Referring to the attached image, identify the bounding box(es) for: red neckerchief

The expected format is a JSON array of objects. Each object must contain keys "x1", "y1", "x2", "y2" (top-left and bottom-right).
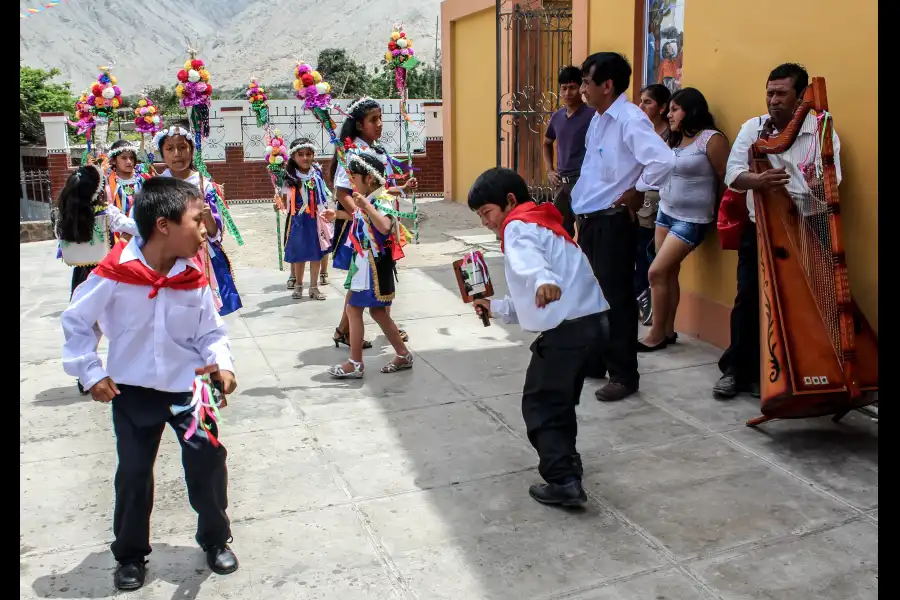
[
  {"x1": 500, "y1": 202, "x2": 576, "y2": 252},
  {"x1": 92, "y1": 241, "x2": 209, "y2": 299}
]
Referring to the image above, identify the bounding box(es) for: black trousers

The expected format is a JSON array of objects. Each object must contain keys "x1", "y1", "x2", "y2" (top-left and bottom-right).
[
  {"x1": 717, "y1": 223, "x2": 760, "y2": 385},
  {"x1": 70, "y1": 265, "x2": 96, "y2": 299},
  {"x1": 633, "y1": 224, "x2": 656, "y2": 297},
  {"x1": 111, "y1": 385, "x2": 231, "y2": 564},
  {"x1": 522, "y1": 313, "x2": 607, "y2": 483},
  {"x1": 577, "y1": 207, "x2": 639, "y2": 386},
  {"x1": 552, "y1": 179, "x2": 578, "y2": 238}
]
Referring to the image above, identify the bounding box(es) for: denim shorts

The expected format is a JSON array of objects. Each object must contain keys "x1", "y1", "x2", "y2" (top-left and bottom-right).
[{"x1": 655, "y1": 209, "x2": 710, "y2": 248}]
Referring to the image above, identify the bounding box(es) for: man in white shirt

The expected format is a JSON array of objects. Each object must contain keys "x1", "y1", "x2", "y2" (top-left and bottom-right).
[
  {"x1": 714, "y1": 63, "x2": 842, "y2": 399},
  {"x1": 61, "y1": 178, "x2": 239, "y2": 591},
  {"x1": 570, "y1": 52, "x2": 675, "y2": 402},
  {"x1": 468, "y1": 167, "x2": 610, "y2": 508}
]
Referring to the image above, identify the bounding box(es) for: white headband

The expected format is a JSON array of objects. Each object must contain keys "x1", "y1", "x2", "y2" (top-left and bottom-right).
[
  {"x1": 107, "y1": 143, "x2": 139, "y2": 160},
  {"x1": 346, "y1": 96, "x2": 378, "y2": 115},
  {"x1": 289, "y1": 141, "x2": 316, "y2": 155},
  {"x1": 152, "y1": 126, "x2": 194, "y2": 152},
  {"x1": 347, "y1": 152, "x2": 386, "y2": 185}
]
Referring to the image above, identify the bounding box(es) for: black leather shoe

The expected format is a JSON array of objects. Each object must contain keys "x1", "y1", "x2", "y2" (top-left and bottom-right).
[
  {"x1": 713, "y1": 373, "x2": 739, "y2": 399},
  {"x1": 595, "y1": 382, "x2": 638, "y2": 402},
  {"x1": 746, "y1": 381, "x2": 761, "y2": 398},
  {"x1": 529, "y1": 480, "x2": 587, "y2": 507},
  {"x1": 206, "y1": 544, "x2": 239, "y2": 575},
  {"x1": 637, "y1": 338, "x2": 668, "y2": 353},
  {"x1": 114, "y1": 561, "x2": 146, "y2": 591}
]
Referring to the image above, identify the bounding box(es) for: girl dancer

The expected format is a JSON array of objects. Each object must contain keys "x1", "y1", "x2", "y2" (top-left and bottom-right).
[
  {"x1": 155, "y1": 122, "x2": 243, "y2": 316},
  {"x1": 327, "y1": 151, "x2": 412, "y2": 379},
  {"x1": 281, "y1": 138, "x2": 335, "y2": 300},
  {"x1": 329, "y1": 97, "x2": 417, "y2": 348},
  {"x1": 56, "y1": 163, "x2": 138, "y2": 393},
  {"x1": 105, "y1": 139, "x2": 151, "y2": 219}
]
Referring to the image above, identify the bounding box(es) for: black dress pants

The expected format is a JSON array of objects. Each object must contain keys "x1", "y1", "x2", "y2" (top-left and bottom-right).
[
  {"x1": 577, "y1": 207, "x2": 639, "y2": 387},
  {"x1": 552, "y1": 179, "x2": 578, "y2": 239},
  {"x1": 110, "y1": 385, "x2": 231, "y2": 564},
  {"x1": 522, "y1": 313, "x2": 607, "y2": 483},
  {"x1": 717, "y1": 223, "x2": 760, "y2": 385}
]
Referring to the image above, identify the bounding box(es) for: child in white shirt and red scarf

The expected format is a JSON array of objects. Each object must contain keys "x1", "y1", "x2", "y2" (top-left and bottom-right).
[
  {"x1": 61, "y1": 177, "x2": 239, "y2": 591},
  {"x1": 468, "y1": 167, "x2": 610, "y2": 507}
]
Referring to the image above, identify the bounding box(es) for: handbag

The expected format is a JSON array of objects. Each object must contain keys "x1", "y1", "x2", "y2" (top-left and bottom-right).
[{"x1": 716, "y1": 188, "x2": 749, "y2": 250}]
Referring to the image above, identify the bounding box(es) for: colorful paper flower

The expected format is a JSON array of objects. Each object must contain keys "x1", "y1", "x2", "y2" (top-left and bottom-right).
[
  {"x1": 386, "y1": 26, "x2": 417, "y2": 70},
  {"x1": 293, "y1": 61, "x2": 332, "y2": 110},
  {"x1": 71, "y1": 91, "x2": 96, "y2": 135},
  {"x1": 90, "y1": 66, "x2": 124, "y2": 118},
  {"x1": 247, "y1": 78, "x2": 269, "y2": 128},
  {"x1": 176, "y1": 55, "x2": 212, "y2": 109},
  {"x1": 264, "y1": 128, "x2": 289, "y2": 172},
  {"x1": 133, "y1": 95, "x2": 163, "y2": 134}
]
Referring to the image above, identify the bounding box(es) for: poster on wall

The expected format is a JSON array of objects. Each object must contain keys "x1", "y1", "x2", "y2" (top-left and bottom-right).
[{"x1": 643, "y1": 0, "x2": 685, "y2": 93}]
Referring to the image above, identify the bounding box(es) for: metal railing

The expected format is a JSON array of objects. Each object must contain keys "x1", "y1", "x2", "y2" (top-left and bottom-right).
[{"x1": 20, "y1": 169, "x2": 52, "y2": 222}]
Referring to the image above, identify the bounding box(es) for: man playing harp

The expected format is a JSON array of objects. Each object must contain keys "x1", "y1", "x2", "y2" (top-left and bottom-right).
[{"x1": 713, "y1": 63, "x2": 842, "y2": 399}]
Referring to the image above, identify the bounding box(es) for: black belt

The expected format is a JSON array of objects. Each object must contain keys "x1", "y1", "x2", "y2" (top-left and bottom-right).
[
  {"x1": 575, "y1": 205, "x2": 629, "y2": 221},
  {"x1": 559, "y1": 174, "x2": 580, "y2": 184}
]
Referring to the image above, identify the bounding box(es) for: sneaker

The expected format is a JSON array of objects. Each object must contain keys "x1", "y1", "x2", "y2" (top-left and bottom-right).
[{"x1": 528, "y1": 480, "x2": 587, "y2": 507}]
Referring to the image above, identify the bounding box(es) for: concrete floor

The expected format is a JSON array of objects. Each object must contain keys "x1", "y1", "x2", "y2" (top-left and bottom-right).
[{"x1": 20, "y1": 227, "x2": 877, "y2": 599}]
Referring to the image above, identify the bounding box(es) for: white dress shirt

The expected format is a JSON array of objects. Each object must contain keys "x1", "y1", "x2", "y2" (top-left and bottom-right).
[
  {"x1": 105, "y1": 204, "x2": 139, "y2": 237},
  {"x1": 62, "y1": 238, "x2": 234, "y2": 393},
  {"x1": 570, "y1": 93, "x2": 675, "y2": 215},
  {"x1": 725, "y1": 113, "x2": 841, "y2": 222},
  {"x1": 490, "y1": 221, "x2": 609, "y2": 333}
]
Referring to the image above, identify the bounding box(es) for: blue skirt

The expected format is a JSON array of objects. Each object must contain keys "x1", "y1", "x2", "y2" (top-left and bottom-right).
[
  {"x1": 284, "y1": 210, "x2": 326, "y2": 263},
  {"x1": 210, "y1": 241, "x2": 242, "y2": 317},
  {"x1": 348, "y1": 287, "x2": 392, "y2": 308},
  {"x1": 331, "y1": 220, "x2": 353, "y2": 271}
]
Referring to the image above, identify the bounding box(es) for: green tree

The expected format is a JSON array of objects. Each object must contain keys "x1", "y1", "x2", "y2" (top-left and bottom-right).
[
  {"x1": 316, "y1": 48, "x2": 371, "y2": 99},
  {"x1": 20, "y1": 65, "x2": 76, "y2": 144}
]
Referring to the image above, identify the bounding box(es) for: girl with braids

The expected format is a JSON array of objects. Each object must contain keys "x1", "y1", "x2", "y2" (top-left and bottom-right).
[
  {"x1": 156, "y1": 121, "x2": 243, "y2": 316},
  {"x1": 329, "y1": 97, "x2": 417, "y2": 349},
  {"x1": 327, "y1": 150, "x2": 412, "y2": 379},
  {"x1": 280, "y1": 138, "x2": 336, "y2": 300},
  {"x1": 56, "y1": 163, "x2": 138, "y2": 394}
]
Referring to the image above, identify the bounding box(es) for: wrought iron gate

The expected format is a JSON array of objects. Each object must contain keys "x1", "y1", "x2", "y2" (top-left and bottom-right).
[{"x1": 497, "y1": 0, "x2": 573, "y2": 201}]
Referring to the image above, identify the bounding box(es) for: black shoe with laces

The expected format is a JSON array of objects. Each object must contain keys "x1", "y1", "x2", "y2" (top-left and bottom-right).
[
  {"x1": 206, "y1": 544, "x2": 239, "y2": 575},
  {"x1": 713, "y1": 373, "x2": 739, "y2": 399},
  {"x1": 114, "y1": 560, "x2": 147, "y2": 591},
  {"x1": 528, "y1": 480, "x2": 587, "y2": 507}
]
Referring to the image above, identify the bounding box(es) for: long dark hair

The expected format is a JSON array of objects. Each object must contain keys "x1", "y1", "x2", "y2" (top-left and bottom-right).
[
  {"x1": 330, "y1": 97, "x2": 385, "y2": 182},
  {"x1": 667, "y1": 87, "x2": 721, "y2": 148},
  {"x1": 640, "y1": 83, "x2": 671, "y2": 120},
  {"x1": 56, "y1": 165, "x2": 105, "y2": 243},
  {"x1": 284, "y1": 138, "x2": 315, "y2": 187}
]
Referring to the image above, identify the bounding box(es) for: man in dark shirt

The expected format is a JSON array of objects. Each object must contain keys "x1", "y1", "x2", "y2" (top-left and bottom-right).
[{"x1": 543, "y1": 66, "x2": 596, "y2": 238}]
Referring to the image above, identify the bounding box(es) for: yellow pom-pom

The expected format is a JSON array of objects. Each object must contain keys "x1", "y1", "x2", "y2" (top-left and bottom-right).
[
  {"x1": 407, "y1": 39, "x2": 413, "y2": 48},
  {"x1": 385, "y1": 51, "x2": 393, "y2": 62},
  {"x1": 311, "y1": 70, "x2": 322, "y2": 83},
  {"x1": 293, "y1": 79, "x2": 301, "y2": 90},
  {"x1": 145, "y1": 116, "x2": 153, "y2": 123},
  {"x1": 200, "y1": 69, "x2": 210, "y2": 82},
  {"x1": 391, "y1": 32, "x2": 401, "y2": 41},
  {"x1": 138, "y1": 99, "x2": 147, "y2": 107},
  {"x1": 148, "y1": 106, "x2": 156, "y2": 114},
  {"x1": 175, "y1": 84, "x2": 184, "y2": 97},
  {"x1": 110, "y1": 76, "x2": 118, "y2": 85},
  {"x1": 184, "y1": 60, "x2": 192, "y2": 70},
  {"x1": 111, "y1": 98, "x2": 120, "y2": 108}
]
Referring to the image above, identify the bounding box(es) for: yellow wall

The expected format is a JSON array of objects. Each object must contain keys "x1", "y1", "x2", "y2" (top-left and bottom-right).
[
  {"x1": 585, "y1": 0, "x2": 878, "y2": 331},
  {"x1": 451, "y1": 8, "x2": 497, "y2": 201}
]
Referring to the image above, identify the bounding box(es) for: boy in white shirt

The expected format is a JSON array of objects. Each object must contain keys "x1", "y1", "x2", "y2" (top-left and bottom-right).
[
  {"x1": 468, "y1": 167, "x2": 610, "y2": 507},
  {"x1": 61, "y1": 177, "x2": 239, "y2": 591}
]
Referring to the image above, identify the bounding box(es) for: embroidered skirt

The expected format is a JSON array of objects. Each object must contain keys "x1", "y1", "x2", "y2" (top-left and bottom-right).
[{"x1": 348, "y1": 251, "x2": 396, "y2": 308}]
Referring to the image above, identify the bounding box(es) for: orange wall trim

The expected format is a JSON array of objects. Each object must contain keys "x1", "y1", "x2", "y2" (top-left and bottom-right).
[
  {"x1": 572, "y1": 0, "x2": 589, "y2": 64},
  {"x1": 674, "y1": 291, "x2": 732, "y2": 350}
]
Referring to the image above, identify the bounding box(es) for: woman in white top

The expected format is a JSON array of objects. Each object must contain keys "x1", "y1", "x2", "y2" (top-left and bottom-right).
[{"x1": 638, "y1": 87, "x2": 729, "y2": 352}]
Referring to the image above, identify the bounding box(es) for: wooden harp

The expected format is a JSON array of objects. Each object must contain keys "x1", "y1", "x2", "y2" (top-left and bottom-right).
[
  {"x1": 452, "y1": 250, "x2": 494, "y2": 327},
  {"x1": 748, "y1": 77, "x2": 878, "y2": 427}
]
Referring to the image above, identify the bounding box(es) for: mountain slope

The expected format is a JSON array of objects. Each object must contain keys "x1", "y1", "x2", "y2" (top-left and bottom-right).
[{"x1": 20, "y1": 0, "x2": 440, "y2": 92}]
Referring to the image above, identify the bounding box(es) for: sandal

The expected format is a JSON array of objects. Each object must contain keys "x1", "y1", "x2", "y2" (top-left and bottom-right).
[
  {"x1": 319, "y1": 272, "x2": 328, "y2": 286},
  {"x1": 286, "y1": 276, "x2": 296, "y2": 290},
  {"x1": 381, "y1": 353, "x2": 414, "y2": 373},
  {"x1": 292, "y1": 285, "x2": 304, "y2": 300},
  {"x1": 328, "y1": 359, "x2": 364, "y2": 379},
  {"x1": 309, "y1": 287, "x2": 326, "y2": 301},
  {"x1": 333, "y1": 328, "x2": 373, "y2": 349},
  {"x1": 399, "y1": 329, "x2": 409, "y2": 342}
]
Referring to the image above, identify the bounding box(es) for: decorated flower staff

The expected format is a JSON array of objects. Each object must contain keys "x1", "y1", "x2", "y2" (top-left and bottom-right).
[
  {"x1": 266, "y1": 128, "x2": 289, "y2": 271},
  {"x1": 173, "y1": 47, "x2": 243, "y2": 249},
  {"x1": 70, "y1": 91, "x2": 96, "y2": 164},
  {"x1": 247, "y1": 78, "x2": 269, "y2": 128},
  {"x1": 86, "y1": 65, "x2": 123, "y2": 154},
  {"x1": 384, "y1": 23, "x2": 420, "y2": 243},
  {"x1": 133, "y1": 93, "x2": 163, "y2": 169}
]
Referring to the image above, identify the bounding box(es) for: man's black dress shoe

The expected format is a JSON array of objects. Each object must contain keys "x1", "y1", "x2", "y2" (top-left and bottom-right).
[
  {"x1": 114, "y1": 561, "x2": 147, "y2": 591},
  {"x1": 528, "y1": 480, "x2": 587, "y2": 507},
  {"x1": 206, "y1": 544, "x2": 239, "y2": 575}
]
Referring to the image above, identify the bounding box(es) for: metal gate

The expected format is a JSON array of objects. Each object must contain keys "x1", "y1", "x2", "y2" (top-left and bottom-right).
[
  {"x1": 20, "y1": 169, "x2": 52, "y2": 222},
  {"x1": 497, "y1": 0, "x2": 573, "y2": 201}
]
